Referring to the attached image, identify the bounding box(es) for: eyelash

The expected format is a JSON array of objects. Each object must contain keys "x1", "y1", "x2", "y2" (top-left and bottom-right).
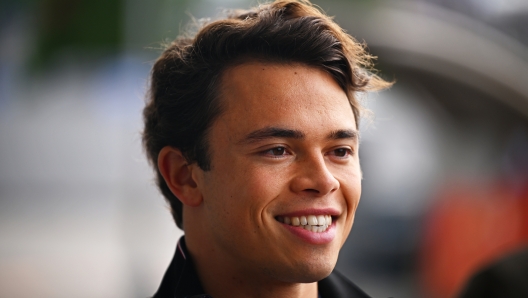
[
  {"x1": 328, "y1": 148, "x2": 354, "y2": 158},
  {"x1": 263, "y1": 146, "x2": 290, "y2": 158}
]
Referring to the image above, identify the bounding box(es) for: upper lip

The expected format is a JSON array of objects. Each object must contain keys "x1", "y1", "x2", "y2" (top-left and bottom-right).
[{"x1": 276, "y1": 208, "x2": 340, "y2": 218}]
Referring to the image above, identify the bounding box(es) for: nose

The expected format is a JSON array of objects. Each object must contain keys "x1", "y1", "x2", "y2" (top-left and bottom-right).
[{"x1": 290, "y1": 153, "x2": 340, "y2": 196}]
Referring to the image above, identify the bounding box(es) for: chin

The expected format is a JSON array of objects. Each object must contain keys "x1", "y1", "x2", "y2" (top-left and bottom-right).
[{"x1": 271, "y1": 256, "x2": 337, "y2": 284}]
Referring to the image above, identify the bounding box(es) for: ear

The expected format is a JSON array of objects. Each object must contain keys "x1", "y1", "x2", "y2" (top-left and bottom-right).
[{"x1": 158, "y1": 146, "x2": 203, "y2": 207}]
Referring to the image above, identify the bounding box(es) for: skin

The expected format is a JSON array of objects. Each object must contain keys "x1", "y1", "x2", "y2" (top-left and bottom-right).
[{"x1": 158, "y1": 62, "x2": 362, "y2": 298}]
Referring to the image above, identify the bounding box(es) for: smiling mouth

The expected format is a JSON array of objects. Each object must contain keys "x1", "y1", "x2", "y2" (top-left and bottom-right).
[{"x1": 276, "y1": 215, "x2": 333, "y2": 233}]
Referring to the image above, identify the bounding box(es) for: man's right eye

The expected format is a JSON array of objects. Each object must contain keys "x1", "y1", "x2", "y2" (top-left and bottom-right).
[{"x1": 263, "y1": 147, "x2": 287, "y2": 157}]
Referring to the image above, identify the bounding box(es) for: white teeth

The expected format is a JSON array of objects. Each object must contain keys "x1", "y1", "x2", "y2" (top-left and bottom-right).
[
  {"x1": 292, "y1": 217, "x2": 300, "y2": 226},
  {"x1": 308, "y1": 215, "x2": 317, "y2": 225},
  {"x1": 277, "y1": 214, "x2": 334, "y2": 233},
  {"x1": 317, "y1": 215, "x2": 325, "y2": 226},
  {"x1": 300, "y1": 216, "x2": 307, "y2": 226}
]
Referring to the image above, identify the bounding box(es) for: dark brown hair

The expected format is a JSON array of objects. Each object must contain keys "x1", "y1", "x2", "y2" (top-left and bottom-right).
[{"x1": 143, "y1": 0, "x2": 391, "y2": 229}]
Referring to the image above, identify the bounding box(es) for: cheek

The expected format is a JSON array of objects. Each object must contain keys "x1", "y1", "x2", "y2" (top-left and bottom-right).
[
  {"x1": 338, "y1": 169, "x2": 362, "y2": 228},
  {"x1": 346, "y1": 174, "x2": 362, "y2": 207},
  {"x1": 207, "y1": 163, "x2": 284, "y2": 221},
  {"x1": 238, "y1": 165, "x2": 286, "y2": 207},
  {"x1": 334, "y1": 163, "x2": 362, "y2": 199}
]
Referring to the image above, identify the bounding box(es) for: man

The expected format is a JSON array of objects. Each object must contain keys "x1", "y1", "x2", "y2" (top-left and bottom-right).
[{"x1": 143, "y1": 1, "x2": 391, "y2": 297}]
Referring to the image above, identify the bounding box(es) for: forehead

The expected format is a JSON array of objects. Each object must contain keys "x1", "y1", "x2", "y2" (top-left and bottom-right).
[{"x1": 216, "y1": 62, "x2": 355, "y2": 130}]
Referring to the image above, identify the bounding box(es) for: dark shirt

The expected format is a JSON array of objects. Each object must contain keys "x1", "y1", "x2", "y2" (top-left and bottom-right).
[
  {"x1": 153, "y1": 237, "x2": 371, "y2": 298},
  {"x1": 458, "y1": 247, "x2": 528, "y2": 298}
]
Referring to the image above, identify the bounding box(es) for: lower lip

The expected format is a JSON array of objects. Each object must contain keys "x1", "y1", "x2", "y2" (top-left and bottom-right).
[{"x1": 280, "y1": 221, "x2": 336, "y2": 244}]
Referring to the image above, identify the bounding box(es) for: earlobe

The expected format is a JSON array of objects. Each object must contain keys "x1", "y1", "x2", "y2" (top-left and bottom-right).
[{"x1": 157, "y1": 146, "x2": 203, "y2": 207}]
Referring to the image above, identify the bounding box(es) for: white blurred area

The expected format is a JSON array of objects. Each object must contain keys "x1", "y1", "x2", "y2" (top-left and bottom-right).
[
  {"x1": 359, "y1": 85, "x2": 446, "y2": 217},
  {"x1": 0, "y1": 4, "x2": 185, "y2": 295},
  {"x1": 1, "y1": 0, "x2": 528, "y2": 297},
  {"x1": 0, "y1": 58, "x2": 183, "y2": 297}
]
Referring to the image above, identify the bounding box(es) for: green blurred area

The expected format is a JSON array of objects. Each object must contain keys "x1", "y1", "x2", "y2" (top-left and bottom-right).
[
  {"x1": 23, "y1": 0, "x2": 194, "y2": 70},
  {"x1": 14, "y1": 0, "x2": 374, "y2": 71},
  {"x1": 31, "y1": 0, "x2": 123, "y2": 69}
]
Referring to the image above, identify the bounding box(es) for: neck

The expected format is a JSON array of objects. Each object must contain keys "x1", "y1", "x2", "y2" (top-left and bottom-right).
[{"x1": 185, "y1": 234, "x2": 318, "y2": 298}]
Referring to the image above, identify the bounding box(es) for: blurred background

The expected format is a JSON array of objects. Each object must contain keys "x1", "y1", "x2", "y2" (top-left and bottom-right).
[{"x1": 1, "y1": 0, "x2": 527, "y2": 297}]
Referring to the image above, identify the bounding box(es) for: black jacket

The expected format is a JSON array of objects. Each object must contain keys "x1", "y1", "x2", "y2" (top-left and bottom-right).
[
  {"x1": 153, "y1": 237, "x2": 371, "y2": 298},
  {"x1": 458, "y1": 247, "x2": 528, "y2": 298}
]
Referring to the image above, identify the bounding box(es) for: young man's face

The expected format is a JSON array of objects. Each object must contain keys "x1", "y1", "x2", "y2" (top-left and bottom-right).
[{"x1": 193, "y1": 62, "x2": 361, "y2": 283}]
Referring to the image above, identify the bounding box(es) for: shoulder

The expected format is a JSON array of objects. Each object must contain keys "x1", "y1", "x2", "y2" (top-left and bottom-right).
[
  {"x1": 318, "y1": 270, "x2": 371, "y2": 298},
  {"x1": 458, "y1": 247, "x2": 528, "y2": 298}
]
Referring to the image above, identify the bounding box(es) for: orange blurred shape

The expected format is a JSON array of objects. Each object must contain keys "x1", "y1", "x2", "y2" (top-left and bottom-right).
[{"x1": 419, "y1": 180, "x2": 528, "y2": 298}]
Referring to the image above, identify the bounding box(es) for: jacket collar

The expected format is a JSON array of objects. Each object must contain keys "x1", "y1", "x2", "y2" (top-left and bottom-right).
[
  {"x1": 153, "y1": 236, "x2": 370, "y2": 298},
  {"x1": 153, "y1": 237, "x2": 209, "y2": 298}
]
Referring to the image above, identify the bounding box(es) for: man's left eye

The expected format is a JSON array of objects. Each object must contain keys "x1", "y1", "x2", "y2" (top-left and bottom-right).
[{"x1": 331, "y1": 148, "x2": 352, "y2": 157}]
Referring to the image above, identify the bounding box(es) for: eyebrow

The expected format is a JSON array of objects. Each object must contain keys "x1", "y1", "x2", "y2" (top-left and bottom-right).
[
  {"x1": 329, "y1": 129, "x2": 359, "y2": 141},
  {"x1": 239, "y1": 127, "x2": 359, "y2": 144},
  {"x1": 240, "y1": 127, "x2": 305, "y2": 144}
]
